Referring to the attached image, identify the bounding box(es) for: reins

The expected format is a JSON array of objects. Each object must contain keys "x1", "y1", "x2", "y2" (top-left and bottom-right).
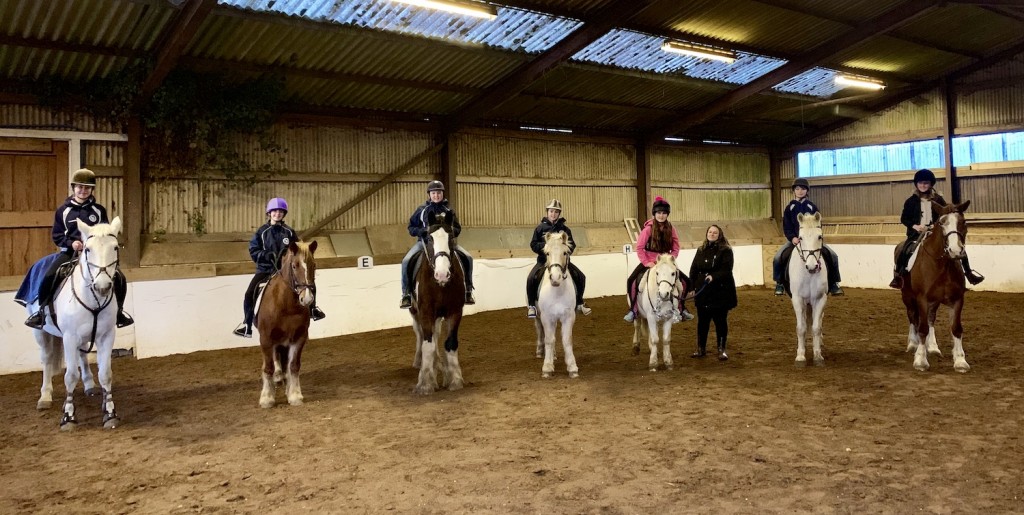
[{"x1": 69, "y1": 247, "x2": 117, "y2": 353}]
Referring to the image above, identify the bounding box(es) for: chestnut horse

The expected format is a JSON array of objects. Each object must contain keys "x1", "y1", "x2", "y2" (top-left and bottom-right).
[
  {"x1": 897, "y1": 201, "x2": 972, "y2": 373},
  {"x1": 409, "y1": 212, "x2": 466, "y2": 395},
  {"x1": 257, "y1": 240, "x2": 318, "y2": 407}
]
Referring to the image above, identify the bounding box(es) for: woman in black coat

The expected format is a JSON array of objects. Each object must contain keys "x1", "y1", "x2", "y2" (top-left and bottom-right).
[{"x1": 688, "y1": 225, "x2": 738, "y2": 361}]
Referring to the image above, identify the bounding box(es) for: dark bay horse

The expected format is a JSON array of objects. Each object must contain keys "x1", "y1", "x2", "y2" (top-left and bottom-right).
[
  {"x1": 897, "y1": 201, "x2": 972, "y2": 372},
  {"x1": 409, "y1": 212, "x2": 466, "y2": 395},
  {"x1": 257, "y1": 240, "x2": 318, "y2": 407}
]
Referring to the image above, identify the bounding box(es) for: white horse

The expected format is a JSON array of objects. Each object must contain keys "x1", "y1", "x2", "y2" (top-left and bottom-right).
[
  {"x1": 533, "y1": 231, "x2": 579, "y2": 378},
  {"x1": 28, "y1": 217, "x2": 123, "y2": 430},
  {"x1": 409, "y1": 215, "x2": 466, "y2": 395},
  {"x1": 631, "y1": 253, "x2": 680, "y2": 371},
  {"x1": 789, "y1": 212, "x2": 829, "y2": 366}
]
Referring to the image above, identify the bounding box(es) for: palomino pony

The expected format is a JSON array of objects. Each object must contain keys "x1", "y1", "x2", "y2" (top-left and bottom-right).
[
  {"x1": 788, "y1": 212, "x2": 829, "y2": 366},
  {"x1": 898, "y1": 201, "x2": 973, "y2": 373},
  {"x1": 631, "y1": 253, "x2": 682, "y2": 371},
  {"x1": 29, "y1": 217, "x2": 123, "y2": 430},
  {"x1": 257, "y1": 240, "x2": 318, "y2": 408},
  {"x1": 409, "y1": 212, "x2": 466, "y2": 395},
  {"x1": 533, "y1": 231, "x2": 579, "y2": 378}
]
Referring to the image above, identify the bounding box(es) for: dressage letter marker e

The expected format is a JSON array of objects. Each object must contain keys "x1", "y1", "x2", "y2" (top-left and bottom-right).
[
  {"x1": 622, "y1": 244, "x2": 633, "y2": 255},
  {"x1": 357, "y1": 256, "x2": 374, "y2": 269}
]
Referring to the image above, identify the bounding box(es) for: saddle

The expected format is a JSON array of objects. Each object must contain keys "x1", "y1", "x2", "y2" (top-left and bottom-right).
[
  {"x1": 778, "y1": 245, "x2": 797, "y2": 297},
  {"x1": 251, "y1": 275, "x2": 274, "y2": 324},
  {"x1": 896, "y1": 230, "x2": 929, "y2": 275}
]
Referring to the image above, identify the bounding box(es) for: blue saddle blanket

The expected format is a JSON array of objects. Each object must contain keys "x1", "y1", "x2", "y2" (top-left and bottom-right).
[{"x1": 14, "y1": 253, "x2": 63, "y2": 306}]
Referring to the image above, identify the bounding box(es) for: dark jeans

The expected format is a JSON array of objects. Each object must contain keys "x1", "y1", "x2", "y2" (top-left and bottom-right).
[
  {"x1": 696, "y1": 306, "x2": 729, "y2": 350},
  {"x1": 526, "y1": 261, "x2": 586, "y2": 307}
]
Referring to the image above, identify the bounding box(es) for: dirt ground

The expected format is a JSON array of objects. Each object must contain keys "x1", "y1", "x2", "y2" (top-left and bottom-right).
[{"x1": 1, "y1": 288, "x2": 1023, "y2": 514}]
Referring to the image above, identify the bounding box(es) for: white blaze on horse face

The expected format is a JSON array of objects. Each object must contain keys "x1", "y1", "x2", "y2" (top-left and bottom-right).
[
  {"x1": 654, "y1": 255, "x2": 676, "y2": 302},
  {"x1": 82, "y1": 225, "x2": 118, "y2": 296},
  {"x1": 941, "y1": 213, "x2": 966, "y2": 259},
  {"x1": 429, "y1": 225, "x2": 452, "y2": 285},
  {"x1": 298, "y1": 260, "x2": 314, "y2": 307},
  {"x1": 797, "y1": 213, "x2": 824, "y2": 273},
  {"x1": 544, "y1": 232, "x2": 569, "y2": 287}
]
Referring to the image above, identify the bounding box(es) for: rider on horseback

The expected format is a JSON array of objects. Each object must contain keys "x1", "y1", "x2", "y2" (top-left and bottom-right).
[
  {"x1": 623, "y1": 196, "x2": 692, "y2": 323},
  {"x1": 889, "y1": 169, "x2": 985, "y2": 288},
  {"x1": 525, "y1": 199, "x2": 591, "y2": 318},
  {"x1": 23, "y1": 169, "x2": 134, "y2": 329},
  {"x1": 399, "y1": 181, "x2": 475, "y2": 309},
  {"x1": 234, "y1": 198, "x2": 325, "y2": 338},
  {"x1": 772, "y1": 178, "x2": 844, "y2": 296}
]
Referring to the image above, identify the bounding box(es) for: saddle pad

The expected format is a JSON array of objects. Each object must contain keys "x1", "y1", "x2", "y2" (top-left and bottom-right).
[
  {"x1": 905, "y1": 229, "x2": 929, "y2": 273},
  {"x1": 252, "y1": 278, "x2": 272, "y2": 324}
]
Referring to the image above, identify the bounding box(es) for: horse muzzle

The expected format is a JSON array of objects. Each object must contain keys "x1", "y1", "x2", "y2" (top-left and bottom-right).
[{"x1": 434, "y1": 270, "x2": 451, "y2": 286}]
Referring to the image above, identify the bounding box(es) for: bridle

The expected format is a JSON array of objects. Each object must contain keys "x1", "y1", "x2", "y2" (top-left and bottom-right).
[
  {"x1": 424, "y1": 224, "x2": 454, "y2": 273},
  {"x1": 940, "y1": 215, "x2": 967, "y2": 258},
  {"x1": 283, "y1": 251, "x2": 315, "y2": 297},
  {"x1": 796, "y1": 236, "x2": 823, "y2": 273},
  {"x1": 545, "y1": 243, "x2": 570, "y2": 281},
  {"x1": 68, "y1": 239, "x2": 118, "y2": 353}
]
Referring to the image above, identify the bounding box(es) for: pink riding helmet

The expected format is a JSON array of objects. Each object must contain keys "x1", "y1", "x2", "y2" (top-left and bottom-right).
[{"x1": 266, "y1": 197, "x2": 288, "y2": 214}]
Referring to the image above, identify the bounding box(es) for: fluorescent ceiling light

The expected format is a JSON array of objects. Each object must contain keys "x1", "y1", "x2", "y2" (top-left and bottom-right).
[
  {"x1": 834, "y1": 74, "x2": 886, "y2": 90},
  {"x1": 520, "y1": 125, "x2": 573, "y2": 134},
  {"x1": 661, "y1": 40, "x2": 736, "y2": 63},
  {"x1": 391, "y1": 0, "x2": 497, "y2": 20}
]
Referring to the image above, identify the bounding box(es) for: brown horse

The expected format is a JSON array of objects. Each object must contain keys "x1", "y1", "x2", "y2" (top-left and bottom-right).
[
  {"x1": 257, "y1": 240, "x2": 318, "y2": 407},
  {"x1": 897, "y1": 200, "x2": 972, "y2": 372},
  {"x1": 409, "y1": 212, "x2": 466, "y2": 395}
]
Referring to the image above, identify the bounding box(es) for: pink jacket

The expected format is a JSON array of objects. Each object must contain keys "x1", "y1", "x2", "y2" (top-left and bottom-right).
[{"x1": 636, "y1": 219, "x2": 680, "y2": 266}]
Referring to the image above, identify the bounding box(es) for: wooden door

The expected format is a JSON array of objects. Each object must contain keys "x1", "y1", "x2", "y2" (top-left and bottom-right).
[{"x1": 0, "y1": 138, "x2": 68, "y2": 277}]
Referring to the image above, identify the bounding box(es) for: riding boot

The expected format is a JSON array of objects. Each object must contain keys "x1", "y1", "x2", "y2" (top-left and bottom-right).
[
  {"x1": 889, "y1": 270, "x2": 903, "y2": 289},
  {"x1": 113, "y1": 270, "x2": 134, "y2": 328},
  {"x1": 960, "y1": 256, "x2": 985, "y2": 285},
  {"x1": 691, "y1": 340, "x2": 706, "y2": 358},
  {"x1": 311, "y1": 305, "x2": 326, "y2": 321},
  {"x1": 717, "y1": 335, "x2": 728, "y2": 361},
  {"x1": 25, "y1": 310, "x2": 45, "y2": 329}
]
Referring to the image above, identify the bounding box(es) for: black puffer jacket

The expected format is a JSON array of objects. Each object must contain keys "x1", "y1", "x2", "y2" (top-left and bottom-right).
[
  {"x1": 688, "y1": 241, "x2": 738, "y2": 311},
  {"x1": 529, "y1": 217, "x2": 576, "y2": 265},
  {"x1": 52, "y1": 195, "x2": 109, "y2": 254},
  {"x1": 249, "y1": 222, "x2": 297, "y2": 273},
  {"x1": 408, "y1": 199, "x2": 462, "y2": 239}
]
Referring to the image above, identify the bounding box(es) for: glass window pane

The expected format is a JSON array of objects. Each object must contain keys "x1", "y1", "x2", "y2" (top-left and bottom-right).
[
  {"x1": 911, "y1": 140, "x2": 943, "y2": 169},
  {"x1": 1006, "y1": 132, "x2": 1024, "y2": 161},
  {"x1": 952, "y1": 138, "x2": 971, "y2": 167},
  {"x1": 835, "y1": 148, "x2": 860, "y2": 174},
  {"x1": 969, "y1": 133, "x2": 1005, "y2": 164},
  {"x1": 858, "y1": 145, "x2": 885, "y2": 173},
  {"x1": 885, "y1": 142, "x2": 912, "y2": 171}
]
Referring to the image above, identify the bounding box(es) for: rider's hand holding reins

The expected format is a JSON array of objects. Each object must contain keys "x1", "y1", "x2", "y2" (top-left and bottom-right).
[{"x1": 72, "y1": 240, "x2": 84, "y2": 252}]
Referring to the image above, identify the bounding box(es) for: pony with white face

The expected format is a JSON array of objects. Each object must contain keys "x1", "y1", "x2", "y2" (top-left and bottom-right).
[
  {"x1": 29, "y1": 217, "x2": 123, "y2": 430},
  {"x1": 789, "y1": 212, "x2": 829, "y2": 366},
  {"x1": 533, "y1": 231, "x2": 578, "y2": 378},
  {"x1": 631, "y1": 253, "x2": 680, "y2": 371}
]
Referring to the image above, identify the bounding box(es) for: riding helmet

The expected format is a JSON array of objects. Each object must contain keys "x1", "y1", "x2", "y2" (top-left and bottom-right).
[
  {"x1": 913, "y1": 168, "x2": 936, "y2": 185},
  {"x1": 70, "y1": 168, "x2": 96, "y2": 187},
  {"x1": 427, "y1": 180, "x2": 445, "y2": 193},
  {"x1": 652, "y1": 196, "x2": 670, "y2": 215},
  {"x1": 266, "y1": 197, "x2": 288, "y2": 214},
  {"x1": 791, "y1": 178, "x2": 810, "y2": 191},
  {"x1": 546, "y1": 199, "x2": 563, "y2": 212}
]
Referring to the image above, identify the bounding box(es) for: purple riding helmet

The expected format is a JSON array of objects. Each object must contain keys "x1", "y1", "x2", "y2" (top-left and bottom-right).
[{"x1": 266, "y1": 197, "x2": 288, "y2": 214}]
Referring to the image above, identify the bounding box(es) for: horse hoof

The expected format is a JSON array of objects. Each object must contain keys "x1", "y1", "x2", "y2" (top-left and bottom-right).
[
  {"x1": 631, "y1": 346, "x2": 640, "y2": 356},
  {"x1": 906, "y1": 343, "x2": 918, "y2": 353},
  {"x1": 928, "y1": 349, "x2": 943, "y2": 357},
  {"x1": 542, "y1": 372, "x2": 553, "y2": 379},
  {"x1": 288, "y1": 397, "x2": 304, "y2": 406},
  {"x1": 37, "y1": 400, "x2": 51, "y2": 410},
  {"x1": 568, "y1": 371, "x2": 579, "y2": 379},
  {"x1": 665, "y1": 364, "x2": 674, "y2": 371},
  {"x1": 59, "y1": 421, "x2": 77, "y2": 432},
  {"x1": 649, "y1": 367, "x2": 658, "y2": 372},
  {"x1": 85, "y1": 387, "x2": 102, "y2": 397},
  {"x1": 535, "y1": 352, "x2": 543, "y2": 359},
  {"x1": 794, "y1": 360, "x2": 806, "y2": 368},
  {"x1": 914, "y1": 364, "x2": 929, "y2": 372},
  {"x1": 414, "y1": 385, "x2": 435, "y2": 395},
  {"x1": 448, "y1": 380, "x2": 464, "y2": 391},
  {"x1": 259, "y1": 398, "x2": 275, "y2": 409},
  {"x1": 813, "y1": 359, "x2": 825, "y2": 367},
  {"x1": 955, "y1": 362, "x2": 971, "y2": 373},
  {"x1": 103, "y1": 417, "x2": 120, "y2": 429}
]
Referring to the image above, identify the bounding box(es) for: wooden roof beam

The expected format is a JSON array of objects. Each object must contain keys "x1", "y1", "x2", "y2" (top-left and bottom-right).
[
  {"x1": 0, "y1": 34, "x2": 137, "y2": 58},
  {"x1": 140, "y1": 0, "x2": 218, "y2": 99},
  {"x1": 645, "y1": 0, "x2": 941, "y2": 144},
  {"x1": 441, "y1": 0, "x2": 660, "y2": 133}
]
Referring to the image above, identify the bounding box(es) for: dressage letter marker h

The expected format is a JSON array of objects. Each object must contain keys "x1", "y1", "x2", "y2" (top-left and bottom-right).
[
  {"x1": 622, "y1": 244, "x2": 633, "y2": 255},
  {"x1": 357, "y1": 256, "x2": 374, "y2": 269}
]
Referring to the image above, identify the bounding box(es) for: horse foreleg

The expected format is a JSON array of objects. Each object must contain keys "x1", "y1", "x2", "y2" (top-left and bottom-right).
[
  {"x1": 541, "y1": 316, "x2": 557, "y2": 378},
  {"x1": 561, "y1": 315, "x2": 579, "y2": 378},
  {"x1": 79, "y1": 350, "x2": 100, "y2": 397},
  {"x1": 792, "y1": 297, "x2": 808, "y2": 365},
  {"x1": 926, "y1": 304, "x2": 941, "y2": 356},
  {"x1": 646, "y1": 317, "x2": 660, "y2": 371},
  {"x1": 96, "y1": 337, "x2": 118, "y2": 429},
  {"x1": 36, "y1": 332, "x2": 61, "y2": 410},
  {"x1": 913, "y1": 300, "x2": 931, "y2": 372},
  {"x1": 411, "y1": 314, "x2": 424, "y2": 369},
  {"x1": 904, "y1": 298, "x2": 920, "y2": 353},
  {"x1": 631, "y1": 319, "x2": 642, "y2": 356},
  {"x1": 660, "y1": 320, "x2": 673, "y2": 371},
  {"x1": 442, "y1": 316, "x2": 464, "y2": 391},
  {"x1": 414, "y1": 320, "x2": 438, "y2": 395},
  {"x1": 534, "y1": 317, "x2": 545, "y2": 359},
  {"x1": 286, "y1": 342, "x2": 305, "y2": 405},
  {"x1": 60, "y1": 340, "x2": 81, "y2": 430},
  {"x1": 811, "y1": 297, "x2": 826, "y2": 365},
  {"x1": 258, "y1": 343, "x2": 276, "y2": 408},
  {"x1": 950, "y1": 300, "x2": 970, "y2": 373}
]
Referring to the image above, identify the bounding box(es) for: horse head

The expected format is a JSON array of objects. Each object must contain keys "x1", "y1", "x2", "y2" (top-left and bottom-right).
[
  {"x1": 653, "y1": 253, "x2": 678, "y2": 303},
  {"x1": 423, "y1": 213, "x2": 455, "y2": 286},
  {"x1": 935, "y1": 200, "x2": 970, "y2": 259},
  {"x1": 78, "y1": 217, "x2": 122, "y2": 296},
  {"x1": 543, "y1": 231, "x2": 570, "y2": 286},
  {"x1": 796, "y1": 212, "x2": 824, "y2": 273},
  {"x1": 282, "y1": 240, "x2": 318, "y2": 307}
]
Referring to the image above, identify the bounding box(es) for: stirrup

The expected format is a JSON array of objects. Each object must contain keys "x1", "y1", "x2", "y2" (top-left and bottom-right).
[
  {"x1": 232, "y1": 323, "x2": 252, "y2": 338},
  {"x1": 527, "y1": 306, "x2": 537, "y2": 319},
  {"x1": 25, "y1": 311, "x2": 45, "y2": 329},
  {"x1": 966, "y1": 271, "x2": 985, "y2": 286},
  {"x1": 116, "y1": 312, "x2": 135, "y2": 328},
  {"x1": 828, "y1": 284, "x2": 845, "y2": 296},
  {"x1": 576, "y1": 304, "x2": 592, "y2": 316},
  {"x1": 623, "y1": 311, "x2": 635, "y2": 322},
  {"x1": 889, "y1": 276, "x2": 903, "y2": 289},
  {"x1": 311, "y1": 306, "x2": 326, "y2": 321},
  {"x1": 400, "y1": 295, "x2": 413, "y2": 309},
  {"x1": 464, "y1": 291, "x2": 476, "y2": 305}
]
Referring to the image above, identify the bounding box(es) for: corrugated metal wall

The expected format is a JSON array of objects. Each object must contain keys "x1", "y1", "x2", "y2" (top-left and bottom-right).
[
  {"x1": 809, "y1": 90, "x2": 943, "y2": 146},
  {"x1": 0, "y1": 104, "x2": 119, "y2": 133},
  {"x1": 962, "y1": 172, "x2": 1024, "y2": 213},
  {"x1": 957, "y1": 83, "x2": 1024, "y2": 130},
  {"x1": 651, "y1": 147, "x2": 771, "y2": 221},
  {"x1": 454, "y1": 133, "x2": 634, "y2": 181}
]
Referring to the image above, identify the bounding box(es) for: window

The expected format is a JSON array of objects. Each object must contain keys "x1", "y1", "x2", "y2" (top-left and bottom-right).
[{"x1": 797, "y1": 130, "x2": 1024, "y2": 177}]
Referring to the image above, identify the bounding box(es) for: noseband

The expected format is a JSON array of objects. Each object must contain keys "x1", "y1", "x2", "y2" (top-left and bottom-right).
[
  {"x1": 796, "y1": 237, "x2": 822, "y2": 273},
  {"x1": 285, "y1": 253, "x2": 315, "y2": 296}
]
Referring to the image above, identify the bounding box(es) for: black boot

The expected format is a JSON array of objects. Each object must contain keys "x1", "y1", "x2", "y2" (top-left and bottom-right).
[
  {"x1": 691, "y1": 337, "x2": 706, "y2": 358},
  {"x1": 311, "y1": 305, "x2": 326, "y2": 321},
  {"x1": 717, "y1": 336, "x2": 728, "y2": 361},
  {"x1": 400, "y1": 294, "x2": 413, "y2": 309},
  {"x1": 116, "y1": 311, "x2": 135, "y2": 328},
  {"x1": 25, "y1": 310, "x2": 45, "y2": 329},
  {"x1": 889, "y1": 271, "x2": 903, "y2": 289},
  {"x1": 465, "y1": 290, "x2": 476, "y2": 305},
  {"x1": 961, "y1": 256, "x2": 984, "y2": 285}
]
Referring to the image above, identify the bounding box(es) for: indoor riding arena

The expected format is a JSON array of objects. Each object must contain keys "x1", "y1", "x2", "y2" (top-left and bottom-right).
[{"x1": 1, "y1": 1, "x2": 1023, "y2": 513}]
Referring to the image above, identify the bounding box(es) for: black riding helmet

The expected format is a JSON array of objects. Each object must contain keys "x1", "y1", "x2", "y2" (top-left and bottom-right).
[
  {"x1": 913, "y1": 169, "x2": 936, "y2": 186},
  {"x1": 792, "y1": 178, "x2": 810, "y2": 191},
  {"x1": 427, "y1": 180, "x2": 445, "y2": 193}
]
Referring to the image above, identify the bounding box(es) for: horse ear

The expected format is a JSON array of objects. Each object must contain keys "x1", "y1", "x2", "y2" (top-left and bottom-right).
[
  {"x1": 308, "y1": 240, "x2": 318, "y2": 254},
  {"x1": 109, "y1": 216, "x2": 122, "y2": 236},
  {"x1": 288, "y1": 240, "x2": 299, "y2": 255},
  {"x1": 958, "y1": 200, "x2": 971, "y2": 213},
  {"x1": 560, "y1": 232, "x2": 567, "y2": 244},
  {"x1": 813, "y1": 212, "x2": 822, "y2": 222},
  {"x1": 79, "y1": 222, "x2": 92, "y2": 240}
]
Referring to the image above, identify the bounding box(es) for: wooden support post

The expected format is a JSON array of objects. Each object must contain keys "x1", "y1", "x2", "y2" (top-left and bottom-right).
[
  {"x1": 438, "y1": 134, "x2": 455, "y2": 210},
  {"x1": 301, "y1": 143, "x2": 444, "y2": 239},
  {"x1": 942, "y1": 78, "x2": 961, "y2": 203},
  {"x1": 635, "y1": 141, "x2": 652, "y2": 221},
  {"x1": 123, "y1": 118, "x2": 143, "y2": 268},
  {"x1": 770, "y1": 149, "x2": 784, "y2": 230}
]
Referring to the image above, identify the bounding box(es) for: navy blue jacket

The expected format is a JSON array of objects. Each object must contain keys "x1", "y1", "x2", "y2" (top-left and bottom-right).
[
  {"x1": 249, "y1": 222, "x2": 297, "y2": 273},
  {"x1": 782, "y1": 198, "x2": 819, "y2": 241},
  {"x1": 408, "y1": 199, "x2": 461, "y2": 240},
  {"x1": 52, "y1": 195, "x2": 108, "y2": 254},
  {"x1": 530, "y1": 217, "x2": 576, "y2": 265}
]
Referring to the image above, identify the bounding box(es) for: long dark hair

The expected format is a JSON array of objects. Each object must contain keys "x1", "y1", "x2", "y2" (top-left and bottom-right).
[
  {"x1": 649, "y1": 218, "x2": 674, "y2": 253},
  {"x1": 700, "y1": 224, "x2": 730, "y2": 250}
]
